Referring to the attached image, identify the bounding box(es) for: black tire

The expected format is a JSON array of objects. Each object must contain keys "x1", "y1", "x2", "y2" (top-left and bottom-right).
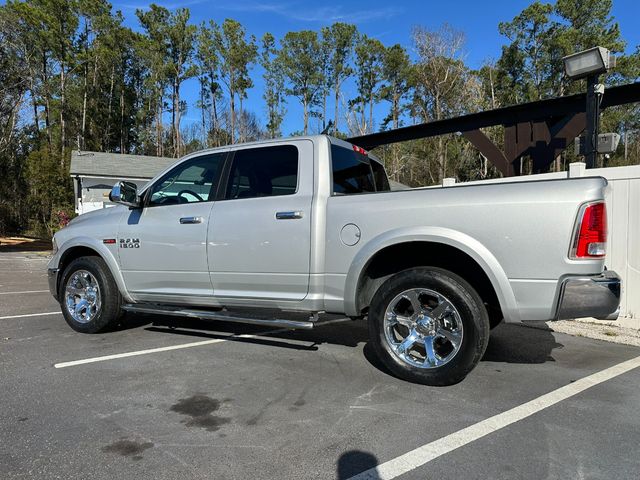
[
  {"x1": 58, "y1": 256, "x2": 123, "y2": 333},
  {"x1": 368, "y1": 267, "x2": 490, "y2": 386}
]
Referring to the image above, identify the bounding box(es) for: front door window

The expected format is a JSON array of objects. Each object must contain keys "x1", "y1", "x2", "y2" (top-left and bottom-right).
[{"x1": 148, "y1": 154, "x2": 224, "y2": 206}]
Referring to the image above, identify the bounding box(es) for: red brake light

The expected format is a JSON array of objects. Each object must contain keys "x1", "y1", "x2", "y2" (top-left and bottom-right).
[
  {"x1": 353, "y1": 144, "x2": 368, "y2": 156},
  {"x1": 572, "y1": 202, "x2": 607, "y2": 259}
]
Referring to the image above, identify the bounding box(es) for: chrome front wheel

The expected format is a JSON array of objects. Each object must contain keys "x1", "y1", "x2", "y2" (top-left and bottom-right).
[
  {"x1": 384, "y1": 288, "x2": 463, "y2": 369},
  {"x1": 64, "y1": 270, "x2": 102, "y2": 323},
  {"x1": 59, "y1": 256, "x2": 122, "y2": 333}
]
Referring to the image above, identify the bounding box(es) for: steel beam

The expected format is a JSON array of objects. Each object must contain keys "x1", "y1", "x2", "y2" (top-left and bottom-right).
[{"x1": 461, "y1": 130, "x2": 513, "y2": 177}]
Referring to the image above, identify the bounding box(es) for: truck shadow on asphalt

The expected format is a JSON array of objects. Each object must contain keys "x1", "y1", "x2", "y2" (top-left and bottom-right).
[
  {"x1": 140, "y1": 314, "x2": 369, "y2": 349},
  {"x1": 482, "y1": 323, "x2": 563, "y2": 364},
  {"x1": 122, "y1": 313, "x2": 563, "y2": 369}
]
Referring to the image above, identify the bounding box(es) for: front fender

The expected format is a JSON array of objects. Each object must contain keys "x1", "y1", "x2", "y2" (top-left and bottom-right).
[
  {"x1": 343, "y1": 226, "x2": 520, "y2": 322},
  {"x1": 52, "y1": 236, "x2": 133, "y2": 303}
]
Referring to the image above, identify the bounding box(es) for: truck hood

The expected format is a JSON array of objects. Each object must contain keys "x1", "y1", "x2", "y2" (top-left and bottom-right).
[
  {"x1": 53, "y1": 205, "x2": 128, "y2": 253},
  {"x1": 57, "y1": 205, "x2": 127, "y2": 236},
  {"x1": 67, "y1": 205, "x2": 126, "y2": 228}
]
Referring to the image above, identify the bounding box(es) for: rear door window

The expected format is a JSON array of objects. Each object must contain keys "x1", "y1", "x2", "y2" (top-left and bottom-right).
[{"x1": 225, "y1": 145, "x2": 298, "y2": 200}]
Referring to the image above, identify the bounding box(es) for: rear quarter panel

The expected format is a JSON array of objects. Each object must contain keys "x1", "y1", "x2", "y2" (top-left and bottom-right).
[{"x1": 325, "y1": 176, "x2": 607, "y2": 322}]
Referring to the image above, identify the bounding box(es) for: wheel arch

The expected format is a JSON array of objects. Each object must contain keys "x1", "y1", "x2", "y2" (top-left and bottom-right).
[
  {"x1": 344, "y1": 227, "x2": 519, "y2": 323},
  {"x1": 56, "y1": 237, "x2": 132, "y2": 302}
]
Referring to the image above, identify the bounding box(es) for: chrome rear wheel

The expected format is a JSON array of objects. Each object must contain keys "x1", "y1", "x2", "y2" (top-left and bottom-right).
[
  {"x1": 369, "y1": 267, "x2": 490, "y2": 386},
  {"x1": 384, "y1": 288, "x2": 463, "y2": 369}
]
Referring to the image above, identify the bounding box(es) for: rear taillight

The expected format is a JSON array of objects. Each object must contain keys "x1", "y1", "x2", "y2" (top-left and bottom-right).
[{"x1": 571, "y1": 202, "x2": 607, "y2": 259}]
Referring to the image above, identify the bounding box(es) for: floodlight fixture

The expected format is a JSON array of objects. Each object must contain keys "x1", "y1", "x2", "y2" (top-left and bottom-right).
[
  {"x1": 563, "y1": 47, "x2": 618, "y2": 168},
  {"x1": 562, "y1": 47, "x2": 616, "y2": 80}
]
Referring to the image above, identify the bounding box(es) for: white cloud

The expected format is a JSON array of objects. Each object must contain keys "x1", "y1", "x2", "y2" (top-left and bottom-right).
[
  {"x1": 114, "y1": 0, "x2": 207, "y2": 12},
  {"x1": 215, "y1": 1, "x2": 403, "y2": 24}
]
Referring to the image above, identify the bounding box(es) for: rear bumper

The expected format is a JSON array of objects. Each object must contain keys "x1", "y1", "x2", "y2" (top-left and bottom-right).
[
  {"x1": 48, "y1": 267, "x2": 60, "y2": 301},
  {"x1": 556, "y1": 271, "x2": 621, "y2": 321}
]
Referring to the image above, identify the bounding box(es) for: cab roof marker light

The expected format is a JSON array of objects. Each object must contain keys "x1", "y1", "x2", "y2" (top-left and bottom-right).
[{"x1": 352, "y1": 145, "x2": 368, "y2": 156}]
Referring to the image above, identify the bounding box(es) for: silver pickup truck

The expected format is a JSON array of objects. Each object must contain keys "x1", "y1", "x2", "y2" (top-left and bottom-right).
[{"x1": 48, "y1": 135, "x2": 620, "y2": 385}]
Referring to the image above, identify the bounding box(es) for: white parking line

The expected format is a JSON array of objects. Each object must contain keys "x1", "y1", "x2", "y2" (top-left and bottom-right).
[
  {"x1": 0, "y1": 289, "x2": 49, "y2": 295},
  {"x1": 0, "y1": 311, "x2": 61, "y2": 320},
  {"x1": 54, "y1": 317, "x2": 352, "y2": 368},
  {"x1": 348, "y1": 354, "x2": 640, "y2": 480},
  {"x1": 55, "y1": 335, "x2": 247, "y2": 368}
]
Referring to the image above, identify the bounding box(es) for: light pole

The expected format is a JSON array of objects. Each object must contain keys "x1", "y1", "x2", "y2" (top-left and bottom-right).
[{"x1": 562, "y1": 47, "x2": 616, "y2": 168}]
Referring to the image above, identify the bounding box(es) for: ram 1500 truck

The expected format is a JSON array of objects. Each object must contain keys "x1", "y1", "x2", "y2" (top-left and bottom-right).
[{"x1": 47, "y1": 135, "x2": 621, "y2": 385}]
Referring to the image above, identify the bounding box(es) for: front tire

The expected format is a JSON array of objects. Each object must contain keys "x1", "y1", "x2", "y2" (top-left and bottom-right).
[
  {"x1": 59, "y1": 256, "x2": 123, "y2": 333},
  {"x1": 368, "y1": 267, "x2": 489, "y2": 386}
]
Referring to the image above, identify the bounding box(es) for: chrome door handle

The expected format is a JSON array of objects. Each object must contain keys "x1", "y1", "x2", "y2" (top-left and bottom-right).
[
  {"x1": 179, "y1": 216, "x2": 203, "y2": 224},
  {"x1": 276, "y1": 211, "x2": 304, "y2": 220}
]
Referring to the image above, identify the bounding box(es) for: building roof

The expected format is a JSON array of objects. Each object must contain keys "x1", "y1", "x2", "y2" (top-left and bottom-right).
[{"x1": 70, "y1": 151, "x2": 176, "y2": 179}]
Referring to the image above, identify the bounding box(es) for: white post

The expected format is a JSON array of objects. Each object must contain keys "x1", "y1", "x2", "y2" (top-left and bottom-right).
[
  {"x1": 443, "y1": 177, "x2": 456, "y2": 186},
  {"x1": 568, "y1": 162, "x2": 586, "y2": 178}
]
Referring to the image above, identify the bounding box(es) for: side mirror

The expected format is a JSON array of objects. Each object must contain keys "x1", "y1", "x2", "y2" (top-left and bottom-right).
[{"x1": 109, "y1": 181, "x2": 141, "y2": 208}]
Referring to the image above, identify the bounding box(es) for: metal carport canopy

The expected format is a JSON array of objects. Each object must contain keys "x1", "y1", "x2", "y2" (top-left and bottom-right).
[{"x1": 347, "y1": 82, "x2": 640, "y2": 150}]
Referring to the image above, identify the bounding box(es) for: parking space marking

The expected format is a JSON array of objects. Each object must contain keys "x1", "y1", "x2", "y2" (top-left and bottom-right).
[
  {"x1": 0, "y1": 289, "x2": 49, "y2": 295},
  {"x1": 55, "y1": 335, "x2": 248, "y2": 368},
  {"x1": 348, "y1": 354, "x2": 640, "y2": 480},
  {"x1": 54, "y1": 317, "x2": 352, "y2": 369},
  {"x1": 0, "y1": 311, "x2": 61, "y2": 320}
]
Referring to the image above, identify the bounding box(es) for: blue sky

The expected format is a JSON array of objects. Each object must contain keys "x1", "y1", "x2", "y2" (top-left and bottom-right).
[{"x1": 114, "y1": 0, "x2": 640, "y2": 136}]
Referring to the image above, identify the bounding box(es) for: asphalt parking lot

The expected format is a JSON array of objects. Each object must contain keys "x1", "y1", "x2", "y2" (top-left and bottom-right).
[{"x1": 1, "y1": 250, "x2": 639, "y2": 479}]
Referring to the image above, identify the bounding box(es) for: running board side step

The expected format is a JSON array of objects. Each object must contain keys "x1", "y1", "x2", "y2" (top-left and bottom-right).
[{"x1": 121, "y1": 304, "x2": 315, "y2": 329}]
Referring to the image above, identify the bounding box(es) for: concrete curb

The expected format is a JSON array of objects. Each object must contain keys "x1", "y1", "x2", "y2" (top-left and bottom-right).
[{"x1": 540, "y1": 318, "x2": 640, "y2": 347}]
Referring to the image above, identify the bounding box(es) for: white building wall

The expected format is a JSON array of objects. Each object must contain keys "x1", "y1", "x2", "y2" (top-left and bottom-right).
[
  {"x1": 77, "y1": 177, "x2": 148, "y2": 215},
  {"x1": 601, "y1": 166, "x2": 640, "y2": 326},
  {"x1": 444, "y1": 163, "x2": 640, "y2": 327}
]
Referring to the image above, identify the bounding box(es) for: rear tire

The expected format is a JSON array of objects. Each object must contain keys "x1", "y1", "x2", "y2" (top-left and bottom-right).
[
  {"x1": 59, "y1": 256, "x2": 123, "y2": 333},
  {"x1": 368, "y1": 267, "x2": 489, "y2": 386}
]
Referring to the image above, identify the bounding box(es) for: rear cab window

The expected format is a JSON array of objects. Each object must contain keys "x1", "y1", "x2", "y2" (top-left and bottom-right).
[
  {"x1": 371, "y1": 160, "x2": 390, "y2": 192},
  {"x1": 330, "y1": 143, "x2": 390, "y2": 195}
]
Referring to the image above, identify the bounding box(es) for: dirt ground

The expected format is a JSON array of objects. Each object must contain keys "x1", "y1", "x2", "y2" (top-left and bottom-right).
[{"x1": 0, "y1": 236, "x2": 52, "y2": 252}]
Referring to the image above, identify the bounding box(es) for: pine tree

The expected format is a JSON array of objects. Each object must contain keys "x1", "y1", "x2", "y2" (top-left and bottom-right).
[
  {"x1": 212, "y1": 19, "x2": 257, "y2": 143},
  {"x1": 260, "y1": 33, "x2": 286, "y2": 138},
  {"x1": 278, "y1": 30, "x2": 324, "y2": 135},
  {"x1": 323, "y1": 23, "x2": 357, "y2": 134}
]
